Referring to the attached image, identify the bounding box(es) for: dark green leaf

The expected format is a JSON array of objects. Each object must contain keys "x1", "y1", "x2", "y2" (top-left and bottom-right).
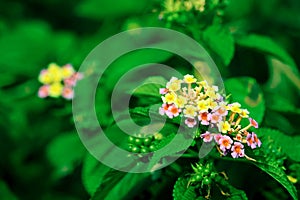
[
  {"x1": 225, "y1": 77, "x2": 265, "y2": 123},
  {"x1": 47, "y1": 133, "x2": 86, "y2": 178},
  {"x1": 252, "y1": 154, "x2": 298, "y2": 200},
  {"x1": 173, "y1": 177, "x2": 198, "y2": 200},
  {"x1": 256, "y1": 128, "x2": 300, "y2": 162},
  {"x1": 76, "y1": 0, "x2": 149, "y2": 19},
  {"x1": 235, "y1": 34, "x2": 297, "y2": 70},
  {"x1": 84, "y1": 154, "x2": 151, "y2": 200},
  {"x1": 264, "y1": 110, "x2": 295, "y2": 134},
  {"x1": 263, "y1": 91, "x2": 300, "y2": 114},
  {"x1": 214, "y1": 176, "x2": 248, "y2": 200},
  {"x1": 82, "y1": 154, "x2": 111, "y2": 195},
  {"x1": 0, "y1": 180, "x2": 17, "y2": 200},
  {"x1": 91, "y1": 172, "x2": 150, "y2": 200}
]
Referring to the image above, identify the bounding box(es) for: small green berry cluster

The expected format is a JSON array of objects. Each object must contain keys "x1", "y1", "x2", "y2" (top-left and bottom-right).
[
  {"x1": 128, "y1": 135, "x2": 156, "y2": 153},
  {"x1": 189, "y1": 162, "x2": 217, "y2": 186}
]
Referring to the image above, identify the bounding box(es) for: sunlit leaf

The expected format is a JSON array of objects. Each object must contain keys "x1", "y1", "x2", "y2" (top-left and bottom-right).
[{"x1": 202, "y1": 25, "x2": 235, "y2": 66}]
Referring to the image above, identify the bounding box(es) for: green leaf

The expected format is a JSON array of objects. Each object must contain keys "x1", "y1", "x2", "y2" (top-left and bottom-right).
[
  {"x1": 131, "y1": 76, "x2": 167, "y2": 98},
  {"x1": 83, "y1": 154, "x2": 151, "y2": 200},
  {"x1": 202, "y1": 25, "x2": 235, "y2": 66},
  {"x1": 235, "y1": 34, "x2": 297, "y2": 70},
  {"x1": 263, "y1": 90, "x2": 300, "y2": 114},
  {"x1": 46, "y1": 132, "x2": 86, "y2": 179},
  {"x1": 0, "y1": 22, "x2": 52, "y2": 76},
  {"x1": 256, "y1": 128, "x2": 300, "y2": 162},
  {"x1": 129, "y1": 106, "x2": 182, "y2": 125},
  {"x1": 173, "y1": 177, "x2": 198, "y2": 200},
  {"x1": 214, "y1": 175, "x2": 248, "y2": 200},
  {"x1": 235, "y1": 35, "x2": 300, "y2": 96},
  {"x1": 253, "y1": 160, "x2": 298, "y2": 200},
  {"x1": 264, "y1": 57, "x2": 300, "y2": 105},
  {"x1": 125, "y1": 106, "x2": 194, "y2": 171},
  {"x1": 148, "y1": 130, "x2": 194, "y2": 171},
  {"x1": 225, "y1": 77, "x2": 265, "y2": 124},
  {"x1": 82, "y1": 154, "x2": 112, "y2": 195},
  {"x1": 91, "y1": 172, "x2": 150, "y2": 200},
  {"x1": 0, "y1": 180, "x2": 18, "y2": 200},
  {"x1": 103, "y1": 49, "x2": 172, "y2": 91},
  {"x1": 76, "y1": 0, "x2": 149, "y2": 19},
  {"x1": 264, "y1": 110, "x2": 295, "y2": 134},
  {"x1": 4, "y1": 80, "x2": 39, "y2": 100},
  {"x1": 0, "y1": 73, "x2": 16, "y2": 88}
]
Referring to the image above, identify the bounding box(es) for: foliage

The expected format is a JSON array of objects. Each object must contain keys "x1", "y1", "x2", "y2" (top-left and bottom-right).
[{"x1": 1, "y1": 0, "x2": 300, "y2": 200}]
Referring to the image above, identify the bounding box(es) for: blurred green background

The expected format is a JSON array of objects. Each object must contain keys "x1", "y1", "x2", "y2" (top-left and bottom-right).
[{"x1": 0, "y1": 0, "x2": 300, "y2": 199}]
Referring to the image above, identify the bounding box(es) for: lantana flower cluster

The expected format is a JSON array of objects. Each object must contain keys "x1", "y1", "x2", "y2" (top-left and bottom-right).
[
  {"x1": 38, "y1": 63, "x2": 83, "y2": 100},
  {"x1": 159, "y1": 74, "x2": 262, "y2": 160}
]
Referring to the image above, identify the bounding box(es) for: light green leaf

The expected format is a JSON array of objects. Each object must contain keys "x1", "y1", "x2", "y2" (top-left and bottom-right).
[
  {"x1": 148, "y1": 130, "x2": 194, "y2": 172},
  {"x1": 131, "y1": 76, "x2": 167, "y2": 98},
  {"x1": 202, "y1": 25, "x2": 235, "y2": 66},
  {"x1": 225, "y1": 77, "x2": 265, "y2": 124}
]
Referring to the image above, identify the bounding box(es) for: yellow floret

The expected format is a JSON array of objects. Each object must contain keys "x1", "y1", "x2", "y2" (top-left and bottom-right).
[
  {"x1": 218, "y1": 121, "x2": 231, "y2": 133},
  {"x1": 175, "y1": 95, "x2": 187, "y2": 108},
  {"x1": 168, "y1": 81, "x2": 181, "y2": 91},
  {"x1": 197, "y1": 100, "x2": 208, "y2": 112},
  {"x1": 240, "y1": 109, "x2": 249, "y2": 118},
  {"x1": 48, "y1": 63, "x2": 63, "y2": 82},
  {"x1": 183, "y1": 105, "x2": 197, "y2": 117},
  {"x1": 198, "y1": 80, "x2": 208, "y2": 87},
  {"x1": 38, "y1": 70, "x2": 53, "y2": 84},
  {"x1": 163, "y1": 92, "x2": 177, "y2": 104},
  {"x1": 184, "y1": 74, "x2": 197, "y2": 84},
  {"x1": 206, "y1": 98, "x2": 218, "y2": 109},
  {"x1": 49, "y1": 82, "x2": 63, "y2": 98},
  {"x1": 167, "y1": 77, "x2": 182, "y2": 91},
  {"x1": 206, "y1": 88, "x2": 217, "y2": 99},
  {"x1": 61, "y1": 65, "x2": 75, "y2": 79},
  {"x1": 230, "y1": 102, "x2": 242, "y2": 113}
]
